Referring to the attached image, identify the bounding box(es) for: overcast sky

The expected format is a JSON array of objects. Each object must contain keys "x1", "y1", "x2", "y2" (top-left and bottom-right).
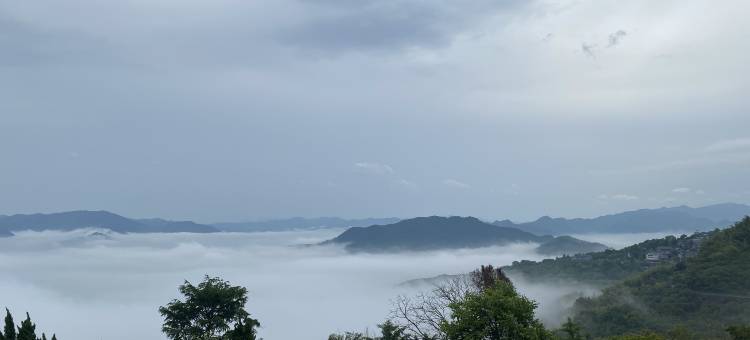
[{"x1": 1, "y1": 0, "x2": 749, "y2": 222}]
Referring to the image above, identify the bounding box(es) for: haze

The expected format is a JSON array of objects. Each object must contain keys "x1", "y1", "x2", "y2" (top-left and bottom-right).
[
  {"x1": 2, "y1": 0, "x2": 749, "y2": 222},
  {"x1": 0, "y1": 229, "x2": 670, "y2": 339}
]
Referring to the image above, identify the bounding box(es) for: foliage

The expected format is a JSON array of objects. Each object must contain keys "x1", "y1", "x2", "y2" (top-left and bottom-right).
[
  {"x1": 505, "y1": 231, "x2": 714, "y2": 287},
  {"x1": 558, "y1": 318, "x2": 585, "y2": 340},
  {"x1": 571, "y1": 217, "x2": 750, "y2": 339},
  {"x1": 159, "y1": 275, "x2": 260, "y2": 340},
  {"x1": 605, "y1": 332, "x2": 665, "y2": 340},
  {"x1": 440, "y1": 280, "x2": 552, "y2": 340},
  {"x1": 0, "y1": 309, "x2": 56, "y2": 340},
  {"x1": 16, "y1": 314, "x2": 36, "y2": 340},
  {"x1": 726, "y1": 325, "x2": 750, "y2": 340}
]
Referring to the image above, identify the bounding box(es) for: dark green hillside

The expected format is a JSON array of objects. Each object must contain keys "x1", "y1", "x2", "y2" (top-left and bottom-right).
[
  {"x1": 505, "y1": 231, "x2": 714, "y2": 286},
  {"x1": 571, "y1": 217, "x2": 750, "y2": 339}
]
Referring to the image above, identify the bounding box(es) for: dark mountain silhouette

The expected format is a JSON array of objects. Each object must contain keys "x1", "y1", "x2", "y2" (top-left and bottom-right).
[
  {"x1": 0, "y1": 211, "x2": 218, "y2": 234},
  {"x1": 213, "y1": 217, "x2": 400, "y2": 232},
  {"x1": 325, "y1": 216, "x2": 607, "y2": 255},
  {"x1": 492, "y1": 203, "x2": 750, "y2": 235}
]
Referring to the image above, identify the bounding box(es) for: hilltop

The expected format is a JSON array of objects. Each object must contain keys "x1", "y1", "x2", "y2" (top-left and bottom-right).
[{"x1": 325, "y1": 216, "x2": 608, "y2": 255}]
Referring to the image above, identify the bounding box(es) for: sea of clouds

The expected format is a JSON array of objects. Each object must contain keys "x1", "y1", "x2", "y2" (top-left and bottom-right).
[{"x1": 0, "y1": 229, "x2": 678, "y2": 339}]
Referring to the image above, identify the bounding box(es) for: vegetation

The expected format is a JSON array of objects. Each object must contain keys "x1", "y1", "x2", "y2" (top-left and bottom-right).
[
  {"x1": 505, "y1": 231, "x2": 714, "y2": 286},
  {"x1": 570, "y1": 217, "x2": 750, "y2": 339},
  {"x1": 159, "y1": 276, "x2": 260, "y2": 340},
  {"x1": 0, "y1": 308, "x2": 57, "y2": 340}
]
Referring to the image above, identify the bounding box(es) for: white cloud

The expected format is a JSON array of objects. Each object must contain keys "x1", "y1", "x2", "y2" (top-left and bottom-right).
[
  {"x1": 441, "y1": 179, "x2": 471, "y2": 189},
  {"x1": 672, "y1": 187, "x2": 691, "y2": 193},
  {"x1": 354, "y1": 162, "x2": 394, "y2": 176},
  {"x1": 599, "y1": 194, "x2": 639, "y2": 201}
]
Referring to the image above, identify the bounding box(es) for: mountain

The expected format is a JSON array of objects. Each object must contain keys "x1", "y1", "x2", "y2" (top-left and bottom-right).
[
  {"x1": 570, "y1": 217, "x2": 750, "y2": 338},
  {"x1": 325, "y1": 216, "x2": 607, "y2": 255},
  {"x1": 137, "y1": 218, "x2": 219, "y2": 233},
  {"x1": 535, "y1": 235, "x2": 609, "y2": 255},
  {"x1": 493, "y1": 203, "x2": 750, "y2": 235},
  {"x1": 0, "y1": 211, "x2": 218, "y2": 234},
  {"x1": 213, "y1": 217, "x2": 400, "y2": 232}
]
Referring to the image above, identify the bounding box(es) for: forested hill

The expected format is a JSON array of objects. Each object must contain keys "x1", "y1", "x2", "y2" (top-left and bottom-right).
[
  {"x1": 0, "y1": 211, "x2": 219, "y2": 234},
  {"x1": 493, "y1": 203, "x2": 750, "y2": 235},
  {"x1": 325, "y1": 216, "x2": 608, "y2": 255},
  {"x1": 505, "y1": 229, "x2": 715, "y2": 286},
  {"x1": 571, "y1": 216, "x2": 750, "y2": 338}
]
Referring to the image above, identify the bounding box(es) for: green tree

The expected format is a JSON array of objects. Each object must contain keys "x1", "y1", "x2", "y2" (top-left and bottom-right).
[
  {"x1": 327, "y1": 332, "x2": 373, "y2": 340},
  {"x1": 50, "y1": 335, "x2": 57, "y2": 340},
  {"x1": 606, "y1": 333, "x2": 665, "y2": 340},
  {"x1": 159, "y1": 275, "x2": 260, "y2": 340},
  {"x1": 441, "y1": 281, "x2": 552, "y2": 340},
  {"x1": 3, "y1": 309, "x2": 15, "y2": 340},
  {"x1": 727, "y1": 325, "x2": 750, "y2": 340},
  {"x1": 16, "y1": 313, "x2": 36, "y2": 340},
  {"x1": 378, "y1": 320, "x2": 410, "y2": 340},
  {"x1": 559, "y1": 318, "x2": 584, "y2": 340}
]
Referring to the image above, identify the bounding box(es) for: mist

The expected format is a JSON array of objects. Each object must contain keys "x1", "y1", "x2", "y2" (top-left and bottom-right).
[{"x1": 0, "y1": 229, "x2": 671, "y2": 339}]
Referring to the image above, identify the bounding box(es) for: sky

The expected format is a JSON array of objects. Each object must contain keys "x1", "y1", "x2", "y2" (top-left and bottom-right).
[
  {"x1": 1, "y1": 0, "x2": 749, "y2": 222},
  {"x1": 0, "y1": 228, "x2": 666, "y2": 339}
]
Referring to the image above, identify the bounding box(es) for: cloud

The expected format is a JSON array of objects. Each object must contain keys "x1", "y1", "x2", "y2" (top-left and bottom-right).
[
  {"x1": 354, "y1": 162, "x2": 395, "y2": 176},
  {"x1": 672, "y1": 187, "x2": 691, "y2": 193},
  {"x1": 441, "y1": 179, "x2": 471, "y2": 189},
  {"x1": 599, "y1": 194, "x2": 639, "y2": 201},
  {"x1": 277, "y1": 0, "x2": 525, "y2": 52},
  {"x1": 0, "y1": 229, "x2": 560, "y2": 340},
  {"x1": 607, "y1": 30, "x2": 627, "y2": 47},
  {"x1": 703, "y1": 138, "x2": 750, "y2": 153}
]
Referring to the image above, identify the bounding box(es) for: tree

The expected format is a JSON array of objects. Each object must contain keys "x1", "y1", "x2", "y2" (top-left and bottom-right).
[
  {"x1": 50, "y1": 335, "x2": 57, "y2": 340},
  {"x1": 16, "y1": 313, "x2": 36, "y2": 340},
  {"x1": 441, "y1": 280, "x2": 552, "y2": 340},
  {"x1": 378, "y1": 320, "x2": 411, "y2": 340},
  {"x1": 159, "y1": 275, "x2": 260, "y2": 340},
  {"x1": 727, "y1": 325, "x2": 750, "y2": 340},
  {"x1": 559, "y1": 318, "x2": 584, "y2": 340},
  {"x1": 327, "y1": 332, "x2": 373, "y2": 340},
  {"x1": 3, "y1": 309, "x2": 15, "y2": 340}
]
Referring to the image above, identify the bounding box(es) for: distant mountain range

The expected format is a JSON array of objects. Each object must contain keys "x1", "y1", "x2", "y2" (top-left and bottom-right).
[
  {"x1": 324, "y1": 216, "x2": 608, "y2": 255},
  {"x1": 0, "y1": 211, "x2": 218, "y2": 235},
  {"x1": 213, "y1": 217, "x2": 400, "y2": 232},
  {"x1": 1, "y1": 203, "x2": 747, "y2": 238},
  {"x1": 493, "y1": 203, "x2": 750, "y2": 235}
]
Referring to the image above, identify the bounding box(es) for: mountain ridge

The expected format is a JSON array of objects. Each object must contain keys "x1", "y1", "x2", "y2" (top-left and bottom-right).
[
  {"x1": 493, "y1": 203, "x2": 750, "y2": 235},
  {"x1": 0, "y1": 210, "x2": 219, "y2": 235}
]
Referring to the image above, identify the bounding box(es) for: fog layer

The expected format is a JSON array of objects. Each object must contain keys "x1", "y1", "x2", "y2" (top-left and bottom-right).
[{"x1": 0, "y1": 230, "x2": 664, "y2": 339}]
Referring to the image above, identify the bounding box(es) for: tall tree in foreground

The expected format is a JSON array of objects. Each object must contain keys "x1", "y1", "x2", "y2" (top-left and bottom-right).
[
  {"x1": 440, "y1": 279, "x2": 551, "y2": 340},
  {"x1": 3, "y1": 309, "x2": 15, "y2": 340},
  {"x1": 16, "y1": 313, "x2": 36, "y2": 340},
  {"x1": 159, "y1": 275, "x2": 260, "y2": 340}
]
